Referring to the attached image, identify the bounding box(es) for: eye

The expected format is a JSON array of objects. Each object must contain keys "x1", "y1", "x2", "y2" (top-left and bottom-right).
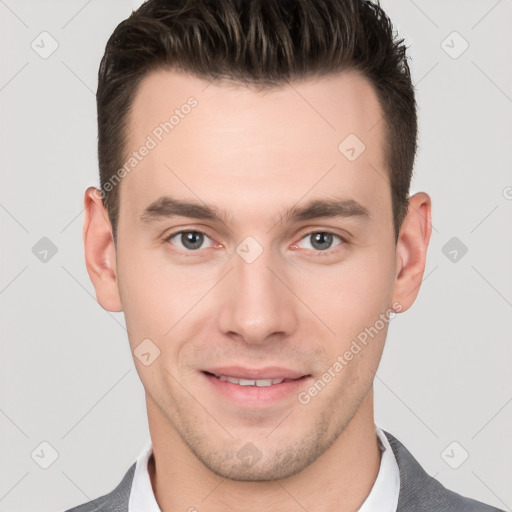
[
  {"x1": 164, "y1": 230, "x2": 214, "y2": 251},
  {"x1": 294, "y1": 231, "x2": 344, "y2": 252}
]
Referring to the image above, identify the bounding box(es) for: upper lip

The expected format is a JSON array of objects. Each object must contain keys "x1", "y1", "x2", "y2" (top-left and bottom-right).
[{"x1": 203, "y1": 366, "x2": 308, "y2": 380}]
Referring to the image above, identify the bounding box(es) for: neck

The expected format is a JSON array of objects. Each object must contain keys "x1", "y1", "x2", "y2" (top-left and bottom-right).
[{"x1": 147, "y1": 390, "x2": 381, "y2": 512}]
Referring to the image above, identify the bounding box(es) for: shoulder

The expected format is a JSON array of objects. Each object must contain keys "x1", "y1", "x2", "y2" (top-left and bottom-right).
[
  {"x1": 64, "y1": 462, "x2": 136, "y2": 512},
  {"x1": 384, "y1": 431, "x2": 504, "y2": 512}
]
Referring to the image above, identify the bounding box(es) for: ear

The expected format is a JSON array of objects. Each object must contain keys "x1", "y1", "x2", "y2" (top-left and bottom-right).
[
  {"x1": 83, "y1": 186, "x2": 122, "y2": 312},
  {"x1": 391, "y1": 192, "x2": 432, "y2": 313}
]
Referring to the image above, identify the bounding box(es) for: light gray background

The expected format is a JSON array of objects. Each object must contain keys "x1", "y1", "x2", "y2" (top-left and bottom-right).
[{"x1": 0, "y1": 0, "x2": 511, "y2": 511}]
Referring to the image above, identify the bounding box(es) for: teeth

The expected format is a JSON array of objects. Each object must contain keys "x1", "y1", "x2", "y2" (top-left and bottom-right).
[{"x1": 217, "y1": 375, "x2": 285, "y2": 386}]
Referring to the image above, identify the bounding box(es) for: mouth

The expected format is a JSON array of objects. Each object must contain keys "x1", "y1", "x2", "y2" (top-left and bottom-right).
[
  {"x1": 201, "y1": 367, "x2": 312, "y2": 407},
  {"x1": 203, "y1": 371, "x2": 304, "y2": 387}
]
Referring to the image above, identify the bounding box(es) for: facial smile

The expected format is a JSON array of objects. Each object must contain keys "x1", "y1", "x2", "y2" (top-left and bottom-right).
[
  {"x1": 201, "y1": 367, "x2": 312, "y2": 408},
  {"x1": 213, "y1": 375, "x2": 289, "y2": 387}
]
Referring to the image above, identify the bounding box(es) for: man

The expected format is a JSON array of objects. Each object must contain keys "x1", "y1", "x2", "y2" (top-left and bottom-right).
[{"x1": 67, "y1": 0, "x2": 504, "y2": 510}]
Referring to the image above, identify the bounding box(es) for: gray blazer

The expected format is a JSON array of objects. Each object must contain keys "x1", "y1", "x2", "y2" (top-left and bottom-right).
[{"x1": 65, "y1": 431, "x2": 504, "y2": 511}]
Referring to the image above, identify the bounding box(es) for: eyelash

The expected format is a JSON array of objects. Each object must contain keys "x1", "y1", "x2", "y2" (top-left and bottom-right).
[{"x1": 162, "y1": 229, "x2": 347, "y2": 255}]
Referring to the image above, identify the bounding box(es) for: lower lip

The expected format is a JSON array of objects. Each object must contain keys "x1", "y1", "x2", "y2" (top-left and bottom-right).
[{"x1": 202, "y1": 372, "x2": 311, "y2": 407}]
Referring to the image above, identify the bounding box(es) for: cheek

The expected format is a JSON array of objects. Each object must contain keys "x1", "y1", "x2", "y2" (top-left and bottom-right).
[
  {"x1": 344, "y1": 265, "x2": 394, "y2": 318},
  {"x1": 116, "y1": 239, "x2": 175, "y2": 343},
  {"x1": 314, "y1": 254, "x2": 395, "y2": 401},
  {"x1": 297, "y1": 246, "x2": 396, "y2": 342},
  {"x1": 116, "y1": 238, "x2": 220, "y2": 355}
]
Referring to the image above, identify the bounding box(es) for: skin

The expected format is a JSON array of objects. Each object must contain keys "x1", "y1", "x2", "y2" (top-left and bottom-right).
[{"x1": 83, "y1": 68, "x2": 431, "y2": 511}]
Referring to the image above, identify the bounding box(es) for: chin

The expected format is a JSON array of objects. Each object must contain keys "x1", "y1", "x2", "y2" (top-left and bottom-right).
[
  {"x1": 203, "y1": 456, "x2": 309, "y2": 482},
  {"x1": 189, "y1": 432, "x2": 333, "y2": 483}
]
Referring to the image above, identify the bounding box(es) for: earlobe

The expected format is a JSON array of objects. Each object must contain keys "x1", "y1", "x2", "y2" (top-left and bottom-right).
[
  {"x1": 83, "y1": 186, "x2": 123, "y2": 312},
  {"x1": 391, "y1": 192, "x2": 432, "y2": 312}
]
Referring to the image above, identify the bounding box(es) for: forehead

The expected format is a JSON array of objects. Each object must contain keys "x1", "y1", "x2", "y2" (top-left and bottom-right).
[
  {"x1": 127, "y1": 68, "x2": 384, "y2": 149},
  {"x1": 120, "y1": 68, "x2": 389, "y2": 228}
]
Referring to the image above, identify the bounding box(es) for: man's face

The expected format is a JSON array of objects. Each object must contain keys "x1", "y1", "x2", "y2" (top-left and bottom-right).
[{"x1": 114, "y1": 69, "x2": 399, "y2": 480}]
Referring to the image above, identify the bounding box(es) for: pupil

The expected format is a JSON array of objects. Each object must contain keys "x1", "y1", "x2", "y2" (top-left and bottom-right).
[
  {"x1": 182, "y1": 231, "x2": 203, "y2": 250},
  {"x1": 311, "y1": 232, "x2": 332, "y2": 250}
]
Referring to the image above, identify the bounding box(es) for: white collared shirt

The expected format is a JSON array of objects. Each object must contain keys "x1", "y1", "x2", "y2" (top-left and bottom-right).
[{"x1": 128, "y1": 425, "x2": 400, "y2": 512}]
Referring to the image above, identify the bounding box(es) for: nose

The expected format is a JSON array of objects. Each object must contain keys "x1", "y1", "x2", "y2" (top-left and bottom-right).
[{"x1": 216, "y1": 245, "x2": 298, "y2": 345}]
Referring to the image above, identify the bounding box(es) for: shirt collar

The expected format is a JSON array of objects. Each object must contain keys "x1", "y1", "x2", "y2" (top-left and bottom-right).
[
  {"x1": 357, "y1": 425, "x2": 400, "y2": 512},
  {"x1": 128, "y1": 424, "x2": 400, "y2": 512},
  {"x1": 128, "y1": 438, "x2": 160, "y2": 512}
]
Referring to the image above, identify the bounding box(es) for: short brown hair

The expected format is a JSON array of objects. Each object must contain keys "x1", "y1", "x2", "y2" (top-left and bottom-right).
[{"x1": 97, "y1": 0, "x2": 416, "y2": 244}]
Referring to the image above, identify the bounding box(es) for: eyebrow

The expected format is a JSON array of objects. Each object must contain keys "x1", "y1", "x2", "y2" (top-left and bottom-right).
[{"x1": 139, "y1": 196, "x2": 370, "y2": 226}]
